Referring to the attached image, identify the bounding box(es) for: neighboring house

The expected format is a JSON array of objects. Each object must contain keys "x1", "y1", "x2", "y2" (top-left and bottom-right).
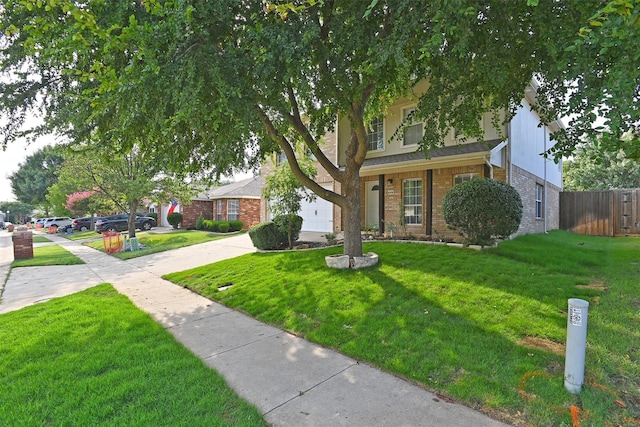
[
  {"x1": 262, "y1": 79, "x2": 563, "y2": 240},
  {"x1": 178, "y1": 177, "x2": 262, "y2": 230}
]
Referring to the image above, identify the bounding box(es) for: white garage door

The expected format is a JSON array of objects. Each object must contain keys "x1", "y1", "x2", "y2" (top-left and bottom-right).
[{"x1": 299, "y1": 187, "x2": 333, "y2": 232}]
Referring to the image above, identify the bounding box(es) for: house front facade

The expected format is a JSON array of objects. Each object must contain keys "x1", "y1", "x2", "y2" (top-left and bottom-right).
[
  {"x1": 178, "y1": 177, "x2": 262, "y2": 230},
  {"x1": 262, "y1": 80, "x2": 563, "y2": 241}
]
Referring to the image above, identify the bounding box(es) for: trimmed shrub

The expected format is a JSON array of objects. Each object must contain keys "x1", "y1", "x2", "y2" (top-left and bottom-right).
[
  {"x1": 442, "y1": 178, "x2": 523, "y2": 246},
  {"x1": 147, "y1": 212, "x2": 158, "y2": 222},
  {"x1": 203, "y1": 220, "x2": 219, "y2": 232},
  {"x1": 196, "y1": 214, "x2": 205, "y2": 230},
  {"x1": 248, "y1": 221, "x2": 288, "y2": 250},
  {"x1": 228, "y1": 220, "x2": 244, "y2": 232},
  {"x1": 167, "y1": 212, "x2": 183, "y2": 229},
  {"x1": 218, "y1": 221, "x2": 230, "y2": 233},
  {"x1": 273, "y1": 214, "x2": 303, "y2": 249}
]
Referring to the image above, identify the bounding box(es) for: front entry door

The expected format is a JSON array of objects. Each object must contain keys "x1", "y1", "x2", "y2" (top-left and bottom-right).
[{"x1": 365, "y1": 181, "x2": 380, "y2": 230}]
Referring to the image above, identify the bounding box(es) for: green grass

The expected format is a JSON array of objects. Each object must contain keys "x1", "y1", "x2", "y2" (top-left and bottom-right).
[
  {"x1": 84, "y1": 230, "x2": 238, "y2": 260},
  {"x1": 0, "y1": 284, "x2": 267, "y2": 426},
  {"x1": 11, "y1": 244, "x2": 84, "y2": 267},
  {"x1": 165, "y1": 230, "x2": 640, "y2": 426},
  {"x1": 32, "y1": 235, "x2": 51, "y2": 243},
  {"x1": 64, "y1": 230, "x2": 101, "y2": 241}
]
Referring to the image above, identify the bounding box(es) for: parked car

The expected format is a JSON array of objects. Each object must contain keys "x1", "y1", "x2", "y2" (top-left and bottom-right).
[
  {"x1": 72, "y1": 216, "x2": 102, "y2": 232},
  {"x1": 34, "y1": 218, "x2": 49, "y2": 228},
  {"x1": 57, "y1": 224, "x2": 74, "y2": 233},
  {"x1": 94, "y1": 214, "x2": 157, "y2": 233},
  {"x1": 0, "y1": 221, "x2": 4, "y2": 230},
  {"x1": 42, "y1": 217, "x2": 74, "y2": 230}
]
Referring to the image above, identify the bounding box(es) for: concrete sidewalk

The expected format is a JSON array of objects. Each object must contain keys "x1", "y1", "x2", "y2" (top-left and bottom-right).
[{"x1": 0, "y1": 231, "x2": 509, "y2": 426}]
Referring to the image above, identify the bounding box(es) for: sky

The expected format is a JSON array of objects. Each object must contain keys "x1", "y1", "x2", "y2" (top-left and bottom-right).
[{"x1": 0, "y1": 136, "x2": 52, "y2": 202}]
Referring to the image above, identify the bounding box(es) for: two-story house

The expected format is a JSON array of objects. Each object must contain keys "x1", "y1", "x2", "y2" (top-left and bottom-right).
[{"x1": 262, "y1": 80, "x2": 563, "y2": 241}]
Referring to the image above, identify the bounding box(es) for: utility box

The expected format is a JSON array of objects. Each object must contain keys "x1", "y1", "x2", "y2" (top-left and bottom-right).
[{"x1": 12, "y1": 227, "x2": 34, "y2": 260}]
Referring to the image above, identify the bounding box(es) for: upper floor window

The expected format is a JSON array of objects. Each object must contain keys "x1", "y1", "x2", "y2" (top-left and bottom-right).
[
  {"x1": 228, "y1": 200, "x2": 240, "y2": 221},
  {"x1": 366, "y1": 117, "x2": 384, "y2": 151},
  {"x1": 454, "y1": 173, "x2": 479, "y2": 186},
  {"x1": 535, "y1": 184, "x2": 544, "y2": 219},
  {"x1": 276, "y1": 151, "x2": 287, "y2": 166},
  {"x1": 402, "y1": 107, "x2": 423, "y2": 146},
  {"x1": 403, "y1": 179, "x2": 423, "y2": 225}
]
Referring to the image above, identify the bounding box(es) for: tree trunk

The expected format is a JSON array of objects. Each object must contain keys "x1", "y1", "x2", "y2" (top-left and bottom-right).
[
  {"x1": 342, "y1": 170, "x2": 363, "y2": 258},
  {"x1": 128, "y1": 201, "x2": 138, "y2": 238}
]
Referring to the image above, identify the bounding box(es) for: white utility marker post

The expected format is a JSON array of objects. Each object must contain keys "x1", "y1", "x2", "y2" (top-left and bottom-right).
[{"x1": 564, "y1": 298, "x2": 589, "y2": 393}]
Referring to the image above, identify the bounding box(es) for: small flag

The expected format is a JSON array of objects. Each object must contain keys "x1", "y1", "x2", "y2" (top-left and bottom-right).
[{"x1": 168, "y1": 200, "x2": 178, "y2": 215}]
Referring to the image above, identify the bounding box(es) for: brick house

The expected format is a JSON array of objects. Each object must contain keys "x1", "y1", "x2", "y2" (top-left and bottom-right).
[
  {"x1": 176, "y1": 176, "x2": 262, "y2": 230},
  {"x1": 262, "y1": 80, "x2": 563, "y2": 240}
]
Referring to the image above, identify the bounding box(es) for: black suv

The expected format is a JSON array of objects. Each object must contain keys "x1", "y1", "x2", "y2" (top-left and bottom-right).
[
  {"x1": 94, "y1": 214, "x2": 157, "y2": 233},
  {"x1": 72, "y1": 216, "x2": 103, "y2": 232}
]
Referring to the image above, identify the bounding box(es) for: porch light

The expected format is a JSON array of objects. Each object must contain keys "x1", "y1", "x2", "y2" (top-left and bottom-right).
[{"x1": 386, "y1": 179, "x2": 393, "y2": 186}]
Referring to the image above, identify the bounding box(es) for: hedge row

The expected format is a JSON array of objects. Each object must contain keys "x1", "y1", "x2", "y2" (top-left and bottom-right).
[{"x1": 197, "y1": 218, "x2": 244, "y2": 233}]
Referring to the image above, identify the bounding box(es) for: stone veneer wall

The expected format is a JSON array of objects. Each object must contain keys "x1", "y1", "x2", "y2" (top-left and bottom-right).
[
  {"x1": 360, "y1": 163, "x2": 521, "y2": 242},
  {"x1": 510, "y1": 164, "x2": 560, "y2": 235}
]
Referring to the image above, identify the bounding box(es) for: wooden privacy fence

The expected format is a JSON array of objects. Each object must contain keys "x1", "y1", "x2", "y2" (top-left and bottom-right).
[{"x1": 560, "y1": 189, "x2": 640, "y2": 237}]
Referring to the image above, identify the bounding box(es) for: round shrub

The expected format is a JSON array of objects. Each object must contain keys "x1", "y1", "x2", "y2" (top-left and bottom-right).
[
  {"x1": 442, "y1": 178, "x2": 522, "y2": 246},
  {"x1": 248, "y1": 221, "x2": 288, "y2": 250},
  {"x1": 218, "y1": 221, "x2": 230, "y2": 233},
  {"x1": 167, "y1": 212, "x2": 183, "y2": 229},
  {"x1": 273, "y1": 214, "x2": 303, "y2": 248}
]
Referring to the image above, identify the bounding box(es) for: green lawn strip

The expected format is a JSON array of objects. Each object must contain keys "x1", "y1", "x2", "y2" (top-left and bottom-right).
[
  {"x1": 164, "y1": 231, "x2": 638, "y2": 426},
  {"x1": 11, "y1": 244, "x2": 84, "y2": 267},
  {"x1": 64, "y1": 230, "x2": 101, "y2": 241},
  {"x1": 84, "y1": 230, "x2": 236, "y2": 260},
  {"x1": 32, "y1": 235, "x2": 51, "y2": 243},
  {"x1": 0, "y1": 284, "x2": 267, "y2": 426}
]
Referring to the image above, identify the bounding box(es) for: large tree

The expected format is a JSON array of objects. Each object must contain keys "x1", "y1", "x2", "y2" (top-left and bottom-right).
[
  {"x1": 9, "y1": 145, "x2": 64, "y2": 213},
  {"x1": 54, "y1": 145, "x2": 196, "y2": 237},
  {"x1": 564, "y1": 142, "x2": 640, "y2": 190},
  {"x1": 1, "y1": 0, "x2": 636, "y2": 258}
]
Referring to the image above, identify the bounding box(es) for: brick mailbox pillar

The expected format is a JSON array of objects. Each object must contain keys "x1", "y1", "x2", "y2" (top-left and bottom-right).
[{"x1": 12, "y1": 227, "x2": 34, "y2": 260}]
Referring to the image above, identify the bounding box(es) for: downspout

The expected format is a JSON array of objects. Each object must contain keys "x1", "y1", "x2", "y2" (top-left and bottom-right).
[
  {"x1": 507, "y1": 122, "x2": 512, "y2": 185},
  {"x1": 484, "y1": 156, "x2": 493, "y2": 179},
  {"x1": 543, "y1": 126, "x2": 548, "y2": 234}
]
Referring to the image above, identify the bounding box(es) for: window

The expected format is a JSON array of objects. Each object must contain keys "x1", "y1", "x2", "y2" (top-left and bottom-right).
[
  {"x1": 402, "y1": 107, "x2": 423, "y2": 146},
  {"x1": 228, "y1": 200, "x2": 240, "y2": 221},
  {"x1": 535, "y1": 184, "x2": 544, "y2": 219},
  {"x1": 403, "y1": 179, "x2": 422, "y2": 225},
  {"x1": 216, "y1": 200, "x2": 223, "y2": 221},
  {"x1": 454, "y1": 173, "x2": 479, "y2": 185},
  {"x1": 276, "y1": 151, "x2": 287, "y2": 166},
  {"x1": 366, "y1": 117, "x2": 384, "y2": 151}
]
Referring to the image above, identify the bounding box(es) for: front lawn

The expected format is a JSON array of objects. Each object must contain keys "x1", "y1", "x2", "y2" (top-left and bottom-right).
[
  {"x1": 0, "y1": 284, "x2": 267, "y2": 426},
  {"x1": 85, "y1": 230, "x2": 238, "y2": 260},
  {"x1": 165, "y1": 231, "x2": 640, "y2": 426},
  {"x1": 11, "y1": 244, "x2": 84, "y2": 267}
]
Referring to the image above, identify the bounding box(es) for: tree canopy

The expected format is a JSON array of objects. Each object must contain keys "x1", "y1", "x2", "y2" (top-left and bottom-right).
[
  {"x1": 1, "y1": 0, "x2": 637, "y2": 256},
  {"x1": 564, "y1": 142, "x2": 640, "y2": 190},
  {"x1": 9, "y1": 145, "x2": 64, "y2": 213},
  {"x1": 53, "y1": 145, "x2": 196, "y2": 237}
]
